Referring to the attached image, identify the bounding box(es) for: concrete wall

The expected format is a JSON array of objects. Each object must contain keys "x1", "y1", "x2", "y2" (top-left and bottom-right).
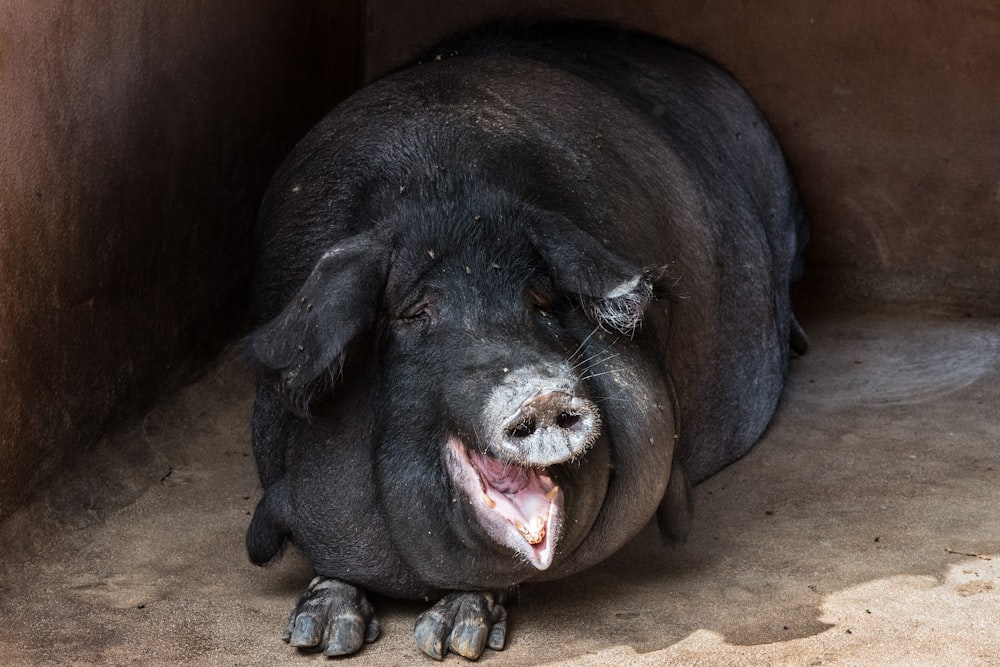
[
  {"x1": 365, "y1": 0, "x2": 1000, "y2": 311},
  {"x1": 0, "y1": 1, "x2": 362, "y2": 521}
]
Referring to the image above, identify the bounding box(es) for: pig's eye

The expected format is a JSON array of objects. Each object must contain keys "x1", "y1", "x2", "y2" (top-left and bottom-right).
[
  {"x1": 396, "y1": 300, "x2": 434, "y2": 326},
  {"x1": 527, "y1": 287, "x2": 553, "y2": 315}
]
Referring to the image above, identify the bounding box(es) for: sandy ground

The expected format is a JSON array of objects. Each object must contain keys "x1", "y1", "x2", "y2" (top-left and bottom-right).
[{"x1": 1, "y1": 307, "x2": 998, "y2": 666}]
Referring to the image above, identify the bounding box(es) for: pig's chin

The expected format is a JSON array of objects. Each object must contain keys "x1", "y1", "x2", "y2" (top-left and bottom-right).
[{"x1": 446, "y1": 436, "x2": 563, "y2": 571}]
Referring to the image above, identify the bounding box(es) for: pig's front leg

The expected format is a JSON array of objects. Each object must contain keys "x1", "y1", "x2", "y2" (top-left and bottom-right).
[
  {"x1": 284, "y1": 576, "x2": 380, "y2": 656},
  {"x1": 414, "y1": 591, "x2": 507, "y2": 660}
]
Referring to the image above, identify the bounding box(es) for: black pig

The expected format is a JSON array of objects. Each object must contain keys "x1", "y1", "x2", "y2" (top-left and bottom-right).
[{"x1": 244, "y1": 22, "x2": 808, "y2": 661}]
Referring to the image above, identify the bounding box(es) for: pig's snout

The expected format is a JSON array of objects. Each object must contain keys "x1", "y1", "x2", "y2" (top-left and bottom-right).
[
  {"x1": 486, "y1": 366, "x2": 600, "y2": 466},
  {"x1": 504, "y1": 391, "x2": 586, "y2": 438}
]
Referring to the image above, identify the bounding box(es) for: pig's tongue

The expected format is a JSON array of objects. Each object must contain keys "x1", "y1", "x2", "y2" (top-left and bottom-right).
[
  {"x1": 467, "y1": 448, "x2": 559, "y2": 546},
  {"x1": 449, "y1": 438, "x2": 562, "y2": 570}
]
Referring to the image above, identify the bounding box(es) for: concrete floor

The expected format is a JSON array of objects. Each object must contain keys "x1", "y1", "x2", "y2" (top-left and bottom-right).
[{"x1": 1, "y1": 307, "x2": 998, "y2": 666}]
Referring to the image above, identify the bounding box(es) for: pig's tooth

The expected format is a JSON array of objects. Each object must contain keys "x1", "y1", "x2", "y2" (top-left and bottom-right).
[
  {"x1": 515, "y1": 519, "x2": 545, "y2": 545},
  {"x1": 545, "y1": 485, "x2": 560, "y2": 501},
  {"x1": 482, "y1": 493, "x2": 496, "y2": 509}
]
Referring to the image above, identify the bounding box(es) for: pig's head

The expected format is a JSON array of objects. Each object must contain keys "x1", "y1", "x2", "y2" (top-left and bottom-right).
[{"x1": 249, "y1": 198, "x2": 668, "y2": 589}]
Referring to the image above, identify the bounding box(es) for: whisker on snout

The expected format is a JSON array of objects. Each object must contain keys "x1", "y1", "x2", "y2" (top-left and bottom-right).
[
  {"x1": 472, "y1": 424, "x2": 485, "y2": 452},
  {"x1": 579, "y1": 366, "x2": 635, "y2": 382},
  {"x1": 567, "y1": 325, "x2": 603, "y2": 364},
  {"x1": 591, "y1": 388, "x2": 631, "y2": 405},
  {"x1": 571, "y1": 349, "x2": 621, "y2": 373},
  {"x1": 593, "y1": 396, "x2": 629, "y2": 406}
]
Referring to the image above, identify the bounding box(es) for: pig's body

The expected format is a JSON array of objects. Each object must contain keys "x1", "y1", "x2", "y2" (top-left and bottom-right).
[{"x1": 245, "y1": 23, "x2": 808, "y2": 659}]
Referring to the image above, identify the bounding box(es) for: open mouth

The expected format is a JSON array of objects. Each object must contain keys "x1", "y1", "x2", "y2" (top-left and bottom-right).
[{"x1": 447, "y1": 436, "x2": 563, "y2": 570}]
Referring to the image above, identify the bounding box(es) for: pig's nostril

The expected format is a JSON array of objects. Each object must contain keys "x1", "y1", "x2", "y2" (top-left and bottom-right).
[
  {"x1": 556, "y1": 412, "x2": 580, "y2": 429},
  {"x1": 507, "y1": 417, "x2": 537, "y2": 438}
]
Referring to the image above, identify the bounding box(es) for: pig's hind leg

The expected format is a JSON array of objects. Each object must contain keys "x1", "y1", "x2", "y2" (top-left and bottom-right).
[
  {"x1": 414, "y1": 591, "x2": 507, "y2": 660},
  {"x1": 283, "y1": 576, "x2": 380, "y2": 656}
]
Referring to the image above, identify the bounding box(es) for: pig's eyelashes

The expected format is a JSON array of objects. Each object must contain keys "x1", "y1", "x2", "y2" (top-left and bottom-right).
[
  {"x1": 395, "y1": 301, "x2": 435, "y2": 326},
  {"x1": 527, "y1": 287, "x2": 552, "y2": 311}
]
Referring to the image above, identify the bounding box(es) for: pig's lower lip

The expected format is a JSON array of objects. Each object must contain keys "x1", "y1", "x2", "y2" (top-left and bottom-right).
[{"x1": 446, "y1": 436, "x2": 563, "y2": 570}]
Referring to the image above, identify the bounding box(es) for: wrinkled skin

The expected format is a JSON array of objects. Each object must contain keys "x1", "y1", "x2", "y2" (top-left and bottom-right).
[{"x1": 244, "y1": 22, "x2": 808, "y2": 660}]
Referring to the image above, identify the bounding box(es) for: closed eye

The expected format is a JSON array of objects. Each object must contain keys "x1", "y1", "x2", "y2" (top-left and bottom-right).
[
  {"x1": 527, "y1": 286, "x2": 554, "y2": 316},
  {"x1": 396, "y1": 299, "x2": 434, "y2": 325}
]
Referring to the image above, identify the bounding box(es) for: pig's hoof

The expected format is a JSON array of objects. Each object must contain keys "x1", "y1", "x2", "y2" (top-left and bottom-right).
[
  {"x1": 414, "y1": 591, "x2": 507, "y2": 661},
  {"x1": 282, "y1": 576, "x2": 380, "y2": 656}
]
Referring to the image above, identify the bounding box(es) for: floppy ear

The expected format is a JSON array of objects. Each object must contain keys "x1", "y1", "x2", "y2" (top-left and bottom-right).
[
  {"x1": 247, "y1": 231, "x2": 388, "y2": 401},
  {"x1": 528, "y1": 213, "x2": 664, "y2": 334}
]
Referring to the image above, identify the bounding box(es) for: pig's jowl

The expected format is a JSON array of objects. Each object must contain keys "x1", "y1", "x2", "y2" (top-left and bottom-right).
[{"x1": 243, "y1": 22, "x2": 809, "y2": 660}]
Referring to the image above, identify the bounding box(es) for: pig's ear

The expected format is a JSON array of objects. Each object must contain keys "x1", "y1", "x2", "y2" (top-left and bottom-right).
[
  {"x1": 246, "y1": 232, "x2": 388, "y2": 405},
  {"x1": 529, "y1": 213, "x2": 664, "y2": 334}
]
